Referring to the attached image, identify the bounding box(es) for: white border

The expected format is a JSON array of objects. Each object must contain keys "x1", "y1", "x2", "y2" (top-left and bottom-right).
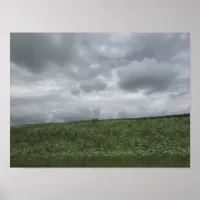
[{"x1": 1, "y1": 0, "x2": 200, "y2": 199}]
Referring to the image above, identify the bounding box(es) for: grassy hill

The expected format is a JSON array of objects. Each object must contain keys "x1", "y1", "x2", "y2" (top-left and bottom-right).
[{"x1": 10, "y1": 114, "x2": 190, "y2": 167}]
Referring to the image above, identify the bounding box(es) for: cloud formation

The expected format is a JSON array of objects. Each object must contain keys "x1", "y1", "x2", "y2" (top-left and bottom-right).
[{"x1": 10, "y1": 33, "x2": 190, "y2": 126}]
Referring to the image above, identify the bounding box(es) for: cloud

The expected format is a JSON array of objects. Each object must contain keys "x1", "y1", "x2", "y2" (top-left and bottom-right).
[
  {"x1": 79, "y1": 77, "x2": 107, "y2": 93},
  {"x1": 70, "y1": 86, "x2": 81, "y2": 96},
  {"x1": 124, "y1": 33, "x2": 190, "y2": 63},
  {"x1": 10, "y1": 33, "x2": 77, "y2": 73},
  {"x1": 117, "y1": 58, "x2": 181, "y2": 95},
  {"x1": 10, "y1": 33, "x2": 190, "y2": 126}
]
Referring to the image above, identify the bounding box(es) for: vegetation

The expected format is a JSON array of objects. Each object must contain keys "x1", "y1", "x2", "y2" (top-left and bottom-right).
[{"x1": 10, "y1": 114, "x2": 190, "y2": 167}]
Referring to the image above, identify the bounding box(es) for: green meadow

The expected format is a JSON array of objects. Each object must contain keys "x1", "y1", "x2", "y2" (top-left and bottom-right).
[{"x1": 10, "y1": 114, "x2": 190, "y2": 167}]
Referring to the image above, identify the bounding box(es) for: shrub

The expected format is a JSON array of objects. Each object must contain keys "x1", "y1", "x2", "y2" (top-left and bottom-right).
[{"x1": 92, "y1": 118, "x2": 99, "y2": 123}]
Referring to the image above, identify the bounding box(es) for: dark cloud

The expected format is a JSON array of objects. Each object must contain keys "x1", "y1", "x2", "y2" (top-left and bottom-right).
[
  {"x1": 10, "y1": 33, "x2": 190, "y2": 126},
  {"x1": 124, "y1": 33, "x2": 190, "y2": 63},
  {"x1": 10, "y1": 33, "x2": 84, "y2": 73},
  {"x1": 70, "y1": 86, "x2": 81, "y2": 96},
  {"x1": 79, "y1": 77, "x2": 107, "y2": 93},
  {"x1": 10, "y1": 33, "x2": 110, "y2": 79},
  {"x1": 117, "y1": 58, "x2": 180, "y2": 95}
]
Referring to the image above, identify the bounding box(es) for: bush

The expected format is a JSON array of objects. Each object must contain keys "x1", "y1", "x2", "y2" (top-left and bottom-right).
[{"x1": 92, "y1": 118, "x2": 99, "y2": 123}]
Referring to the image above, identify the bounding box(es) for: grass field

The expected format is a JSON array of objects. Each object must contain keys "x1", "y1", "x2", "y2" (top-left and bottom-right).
[{"x1": 10, "y1": 114, "x2": 190, "y2": 167}]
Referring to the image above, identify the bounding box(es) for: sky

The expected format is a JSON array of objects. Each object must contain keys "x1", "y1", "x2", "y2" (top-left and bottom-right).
[{"x1": 10, "y1": 33, "x2": 190, "y2": 126}]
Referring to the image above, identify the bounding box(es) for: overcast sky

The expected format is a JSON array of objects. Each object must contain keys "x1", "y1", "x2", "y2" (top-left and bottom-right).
[{"x1": 10, "y1": 33, "x2": 190, "y2": 126}]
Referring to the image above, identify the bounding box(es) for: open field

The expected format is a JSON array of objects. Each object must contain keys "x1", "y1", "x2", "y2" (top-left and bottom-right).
[{"x1": 10, "y1": 114, "x2": 190, "y2": 167}]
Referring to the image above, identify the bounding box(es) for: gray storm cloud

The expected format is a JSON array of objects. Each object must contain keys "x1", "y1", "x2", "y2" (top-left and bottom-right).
[{"x1": 10, "y1": 33, "x2": 190, "y2": 126}]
